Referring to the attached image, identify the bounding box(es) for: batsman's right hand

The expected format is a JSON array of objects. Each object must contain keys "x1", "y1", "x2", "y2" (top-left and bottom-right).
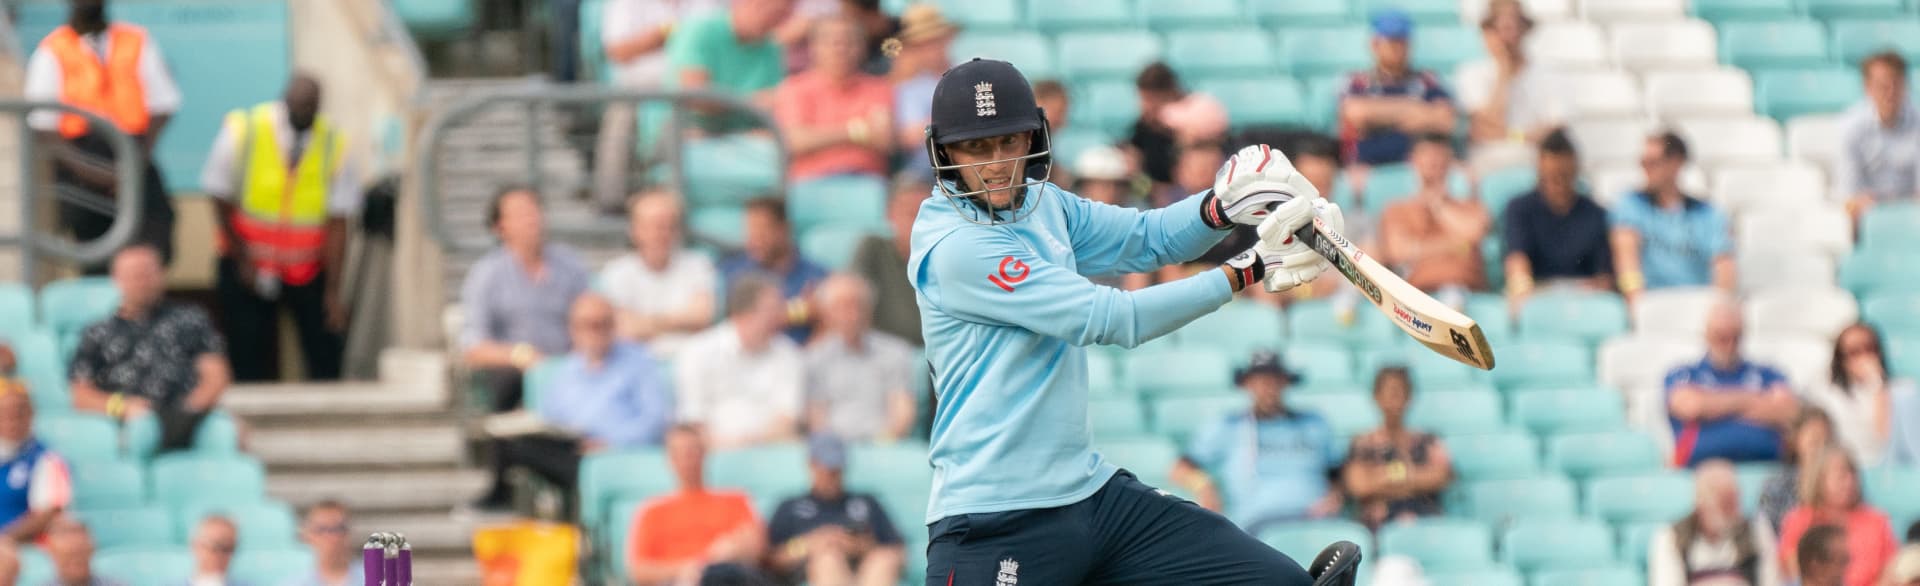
[
  {"x1": 1213, "y1": 144, "x2": 1324, "y2": 227},
  {"x1": 1253, "y1": 197, "x2": 1344, "y2": 293}
]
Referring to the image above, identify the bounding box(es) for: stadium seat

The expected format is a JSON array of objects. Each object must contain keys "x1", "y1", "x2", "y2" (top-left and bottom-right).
[
  {"x1": 1127, "y1": 349, "x2": 1235, "y2": 396},
  {"x1": 69, "y1": 459, "x2": 146, "y2": 511},
  {"x1": 1446, "y1": 431, "x2": 1543, "y2": 481},
  {"x1": 1597, "y1": 334, "x2": 1704, "y2": 394},
  {"x1": 1609, "y1": 20, "x2": 1717, "y2": 70},
  {"x1": 1743, "y1": 333, "x2": 1836, "y2": 391},
  {"x1": 174, "y1": 500, "x2": 300, "y2": 550},
  {"x1": 20, "y1": 547, "x2": 51, "y2": 585},
  {"x1": 1584, "y1": 470, "x2": 1695, "y2": 524},
  {"x1": 1861, "y1": 203, "x2": 1920, "y2": 251},
  {"x1": 1676, "y1": 116, "x2": 1781, "y2": 168},
  {"x1": 152, "y1": 454, "x2": 267, "y2": 507},
  {"x1": 520, "y1": 356, "x2": 568, "y2": 414},
  {"x1": 78, "y1": 507, "x2": 178, "y2": 549},
  {"x1": 1139, "y1": 0, "x2": 1244, "y2": 30},
  {"x1": 1554, "y1": 71, "x2": 1643, "y2": 120},
  {"x1": 1786, "y1": 113, "x2": 1846, "y2": 171},
  {"x1": 1088, "y1": 396, "x2": 1150, "y2": 440},
  {"x1": 605, "y1": 495, "x2": 648, "y2": 581},
  {"x1": 1087, "y1": 351, "x2": 1123, "y2": 395},
  {"x1": 846, "y1": 443, "x2": 931, "y2": 498},
  {"x1": 1738, "y1": 205, "x2": 1853, "y2": 259},
  {"x1": 39, "y1": 277, "x2": 119, "y2": 337},
  {"x1": 1891, "y1": 335, "x2": 1920, "y2": 379},
  {"x1": 1499, "y1": 518, "x2": 1616, "y2": 572},
  {"x1": 1281, "y1": 343, "x2": 1359, "y2": 389},
  {"x1": 1249, "y1": 0, "x2": 1352, "y2": 27},
  {"x1": 1690, "y1": 0, "x2": 1797, "y2": 21},
  {"x1": 1756, "y1": 68, "x2": 1863, "y2": 122},
  {"x1": 0, "y1": 283, "x2": 34, "y2": 341},
  {"x1": 1408, "y1": 388, "x2": 1504, "y2": 436},
  {"x1": 1359, "y1": 0, "x2": 1460, "y2": 22},
  {"x1": 687, "y1": 206, "x2": 746, "y2": 249},
  {"x1": 1582, "y1": 0, "x2": 1685, "y2": 21},
  {"x1": 1360, "y1": 163, "x2": 1418, "y2": 213},
  {"x1": 1094, "y1": 437, "x2": 1179, "y2": 486},
  {"x1": 1718, "y1": 20, "x2": 1830, "y2": 72},
  {"x1": 1645, "y1": 69, "x2": 1756, "y2": 119},
  {"x1": 1259, "y1": 520, "x2": 1372, "y2": 562},
  {"x1": 1863, "y1": 466, "x2": 1920, "y2": 523},
  {"x1": 1546, "y1": 430, "x2": 1663, "y2": 479},
  {"x1": 709, "y1": 443, "x2": 808, "y2": 497},
  {"x1": 933, "y1": 0, "x2": 1020, "y2": 28},
  {"x1": 799, "y1": 225, "x2": 880, "y2": 270},
  {"x1": 1196, "y1": 78, "x2": 1309, "y2": 128},
  {"x1": 1056, "y1": 31, "x2": 1164, "y2": 81},
  {"x1": 1179, "y1": 300, "x2": 1287, "y2": 356},
  {"x1": 392, "y1": 0, "x2": 474, "y2": 39},
  {"x1": 1512, "y1": 388, "x2": 1627, "y2": 435},
  {"x1": 231, "y1": 548, "x2": 314, "y2": 585},
  {"x1": 1733, "y1": 462, "x2": 1780, "y2": 513},
  {"x1": 1567, "y1": 117, "x2": 1659, "y2": 169},
  {"x1": 1286, "y1": 299, "x2": 1402, "y2": 348},
  {"x1": 1518, "y1": 291, "x2": 1628, "y2": 345},
  {"x1": 788, "y1": 175, "x2": 887, "y2": 234},
  {"x1": 1428, "y1": 566, "x2": 1526, "y2": 586},
  {"x1": 1413, "y1": 24, "x2": 1484, "y2": 72},
  {"x1": 1378, "y1": 518, "x2": 1496, "y2": 571},
  {"x1": 1050, "y1": 127, "x2": 1115, "y2": 166},
  {"x1": 1807, "y1": 0, "x2": 1906, "y2": 19},
  {"x1": 38, "y1": 412, "x2": 121, "y2": 462},
  {"x1": 1529, "y1": 565, "x2": 1646, "y2": 586},
  {"x1": 1305, "y1": 74, "x2": 1350, "y2": 132},
  {"x1": 1828, "y1": 20, "x2": 1920, "y2": 64},
  {"x1": 1709, "y1": 161, "x2": 1828, "y2": 215},
  {"x1": 1745, "y1": 287, "x2": 1859, "y2": 339},
  {"x1": 1491, "y1": 340, "x2": 1594, "y2": 391},
  {"x1": 1843, "y1": 248, "x2": 1920, "y2": 297},
  {"x1": 1478, "y1": 165, "x2": 1538, "y2": 217},
  {"x1": 1407, "y1": 341, "x2": 1495, "y2": 389},
  {"x1": 678, "y1": 136, "x2": 780, "y2": 208},
  {"x1": 1029, "y1": 0, "x2": 1134, "y2": 32},
  {"x1": 1739, "y1": 247, "x2": 1836, "y2": 293},
  {"x1": 949, "y1": 31, "x2": 1055, "y2": 79},
  {"x1": 1278, "y1": 26, "x2": 1375, "y2": 77},
  {"x1": 1524, "y1": 22, "x2": 1609, "y2": 68},
  {"x1": 1165, "y1": 28, "x2": 1276, "y2": 78},
  {"x1": 1863, "y1": 293, "x2": 1920, "y2": 336},
  {"x1": 1071, "y1": 80, "x2": 1141, "y2": 137},
  {"x1": 1617, "y1": 520, "x2": 1671, "y2": 565},
  {"x1": 1468, "y1": 474, "x2": 1580, "y2": 523},
  {"x1": 92, "y1": 546, "x2": 193, "y2": 586},
  {"x1": 1289, "y1": 393, "x2": 1383, "y2": 439}
]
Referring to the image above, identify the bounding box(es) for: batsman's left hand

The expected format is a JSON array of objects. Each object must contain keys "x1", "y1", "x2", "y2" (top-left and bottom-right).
[{"x1": 1210, "y1": 144, "x2": 1323, "y2": 227}]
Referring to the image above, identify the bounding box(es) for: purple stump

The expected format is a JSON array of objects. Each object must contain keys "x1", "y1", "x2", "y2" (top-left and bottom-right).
[
  {"x1": 383, "y1": 542, "x2": 400, "y2": 585},
  {"x1": 362, "y1": 534, "x2": 386, "y2": 586},
  {"x1": 396, "y1": 536, "x2": 413, "y2": 586}
]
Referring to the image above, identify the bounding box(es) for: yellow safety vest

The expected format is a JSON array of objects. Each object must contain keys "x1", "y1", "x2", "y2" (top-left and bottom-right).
[{"x1": 224, "y1": 102, "x2": 341, "y2": 286}]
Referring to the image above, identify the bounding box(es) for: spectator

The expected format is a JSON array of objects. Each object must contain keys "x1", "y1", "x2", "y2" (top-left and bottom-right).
[
  {"x1": 25, "y1": 0, "x2": 180, "y2": 273},
  {"x1": 598, "y1": 190, "x2": 718, "y2": 357},
  {"x1": 1161, "y1": 140, "x2": 1227, "y2": 208},
  {"x1": 1666, "y1": 300, "x2": 1800, "y2": 467},
  {"x1": 289, "y1": 500, "x2": 362, "y2": 586},
  {"x1": 1036, "y1": 79, "x2": 1070, "y2": 137},
  {"x1": 1341, "y1": 367, "x2": 1453, "y2": 530},
  {"x1": 1892, "y1": 545, "x2": 1920, "y2": 586},
  {"x1": 1375, "y1": 134, "x2": 1491, "y2": 295},
  {"x1": 70, "y1": 245, "x2": 231, "y2": 452},
  {"x1": 0, "y1": 382, "x2": 72, "y2": 542},
  {"x1": 805, "y1": 274, "x2": 916, "y2": 443},
  {"x1": 201, "y1": 73, "x2": 358, "y2": 382},
  {"x1": 1794, "y1": 525, "x2": 1851, "y2": 586},
  {"x1": 1609, "y1": 132, "x2": 1735, "y2": 304},
  {"x1": 1648, "y1": 459, "x2": 1781, "y2": 586},
  {"x1": 45, "y1": 513, "x2": 122, "y2": 586},
  {"x1": 842, "y1": 0, "x2": 898, "y2": 74},
  {"x1": 1170, "y1": 352, "x2": 1342, "y2": 534},
  {"x1": 718, "y1": 198, "x2": 828, "y2": 343},
  {"x1": 675, "y1": 275, "x2": 804, "y2": 449},
  {"x1": 664, "y1": 0, "x2": 794, "y2": 130},
  {"x1": 1820, "y1": 323, "x2": 1920, "y2": 465},
  {"x1": 766, "y1": 435, "x2": 904, "y2": 586},
  {"x1": 850, "y1": 176, "x2": 925, "y2": 346},
  {"x1": 1127, "y1": 63, "x2": 1185, "y2": 185},
  {"x1": 1502, "y1": 128, "x2": 1612, "y2": 306},
  {"x1": 887, "y1": 4, "x2": 958, "y2": 178},
  {"x1": 181, "y1": 515, "x2": 247, "y2": 586},
  {"x1": 459, "y1": 186, "x2": 592, "y2": 412},
  {"x1": 0, "y1": 539, "x2": 16, "y2": 586},
  {"x1": 593, "y1": 0, "x2": 721, "y2": 206},
  {"x1": 1760, "y1": 407, "x2": 1837, "y2": 539},
  {"x1": 1778, "y1": 448, "x2": 1898, "y2": 586},
  {"x1": 628, "y1": 424, "x2": 768, "y2": 586},
  {"x1": 1, "y1": 341, "x2": 15, "y2": 377},
  {"x1": 773, "y1": 15, "x2": 894, "y2": 182},
  {"x1": 1073, "y1": 145, "x2": 1140, "y2": 209},
  {"x1": 1338, "y1": 9, "x2": 1455, "y2": 168},
  {"x1": 1160, "y1": 93, "x2": 1231, "y2": 152},
  {"x1": 474, "y1": 294, "x2": 675, "y2": 514},
  {"x1": 1838, "y1": 51, "x2": 1919, "y2": 223},
  {"x1": 1454, "y1": 0, "x2": 1562, "y2": 151}
]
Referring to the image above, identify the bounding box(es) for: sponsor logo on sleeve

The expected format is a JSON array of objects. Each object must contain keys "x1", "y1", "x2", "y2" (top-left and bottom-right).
[{"x1": 988, "y1": 256, "x2": 1030, "y2": 292}]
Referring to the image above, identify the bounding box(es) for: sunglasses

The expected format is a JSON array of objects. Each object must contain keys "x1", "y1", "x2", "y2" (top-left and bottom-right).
[
  {"x1": 306, "y1": 523, "x2": 349, "y2": 535},
  {"x1": 199, "y1": 541, "x2": 237, "y2": 554},
  {"x1": 1842, "y1": 343, "x2": 1880, "y2": 357}
]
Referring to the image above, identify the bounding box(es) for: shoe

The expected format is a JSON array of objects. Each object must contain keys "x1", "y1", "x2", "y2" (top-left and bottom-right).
[{"x1": 1308, "y1": 541, "x2": 1362, "y2": 586}]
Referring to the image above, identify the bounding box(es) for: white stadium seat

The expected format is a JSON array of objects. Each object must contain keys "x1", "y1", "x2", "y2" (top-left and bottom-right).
[
  {"x1": 1710, "y1": 161, "x2": 1828, "y2": 214},
  {"x1": 1555, "y1": 70, "x2": 1643, "y2": 119},
  {"x1": 1676, "y1": 116, "x2": 1783, "y2": 168},
  {"x1": 1526, "y1": 22, "x2": 1610, "y2": 68},
  {"x1": 1786, "y1": 114, "x2": 1846, "y2": 181},
  {"x1": 1462, "y1": 0, "x2": 1574, "y2": 23},
  {"x1": 1581, "y1": 0, "x2": 1687, "y2": 22},
  {"x1": 1588, "y1": 162, "x2": 1711, "y2": 207},
  {"x1": 1632, "y1": 287, "x2": 1725, "y2": 337},
  {"x1": 1599, "y1": 334, "x2": 1706, "y2": 392},
  {"x1": 1609, "y1": 20, "x2": 1718, "y2": 70},
  {"x1": 1644, "y1": 68, "x2": 1755, "y2": 119},
  {"x1": 1743, "y1": 334, "x2": 1834, "y2": 392},
  {"x1": 1737, "y1": 205, "x2": 1852, "y2": 258},
  {"x1": 1746, "y1": 287, "x2": 1859, "y2": 340},
  {"x1": 1738, "y1": 248, "x2": 1838, "y2": 292},
  {"x1": 1567, "y1": 117, "x2": 1657, "y2": 169}
]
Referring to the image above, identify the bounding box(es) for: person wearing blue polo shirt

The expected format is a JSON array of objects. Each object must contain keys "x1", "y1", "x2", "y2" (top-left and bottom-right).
[
  {"x1": 1667, "y1": 301, "x2": 1803, "y2": 467},
  {"x1": 1172, "y1": 352, "x2": 1343, "y2": 535},
  {"x1": 1610, "y1": 132, "x2": 1736, "y2": 304},
  {"x1": 1338, "y1": 9, "x2": 1456, "y2": 169}
]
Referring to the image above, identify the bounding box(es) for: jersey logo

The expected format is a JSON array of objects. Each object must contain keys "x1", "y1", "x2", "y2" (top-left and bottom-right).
[
  {"x1": 997, "y1": 559, "x2": 1019, "y2": 586},
  {"x1": 988, "y1": 256, "x2": 1030, "y2": 292}
]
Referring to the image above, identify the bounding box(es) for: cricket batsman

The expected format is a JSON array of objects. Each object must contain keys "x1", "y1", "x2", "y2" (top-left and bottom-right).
[{"x1": 909, "y1": 58, "x2": 1362, "y2": 585}]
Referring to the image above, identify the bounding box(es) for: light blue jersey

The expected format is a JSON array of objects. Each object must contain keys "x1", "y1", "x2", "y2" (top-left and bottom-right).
[{"x1": 908, "y1": 183, "x2": 1233, "y2": 523}]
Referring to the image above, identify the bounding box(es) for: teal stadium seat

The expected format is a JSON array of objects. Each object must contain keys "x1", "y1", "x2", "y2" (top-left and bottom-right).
[
  {"x1": 1841, "y1": 248, "x2": 1920, "y2": 296},
  {"x1": 1545, "y1": 430, "x2": 1663, "y2": 480},
  {"x1": 934, "y1": 0, "x2": 1021, "y2": 28},
  {"x1": 78, "y1": 507, "x2": 178, "y2": 549},
  {"x1": 1734, "y1": 463, "x2": 1779, "y2": 513},
  {"x1": 949, "y1": 32, "x2": 1055, "y2": 80},
  {"x1": 1530, "y1": 565, "x2": 1645, "y2": 586},
  {"x1": 1361, "y1": 164, "x2": 1418, "y2": 213},
  {"x1": 1049, "y1": 127, "x2": 1116, "y2": 167},
  {"x1": 1287, "y1": 299, "x2": 1402, "y2": 348},
  {"x1": 1167, "y1": 28, "x2": 1274, "y2": 76},
  {"x1": 1828, "y1": 20, "x2": 1920, "y2": 64},
  {"x1": 1138, "y1": 0, "x2": 1244, "y2": 30},
  {"x1": 1479, "y1": 166, "x2": 1538, "y2": 224},
  {"x1": 1379, "y1": 518, "x2": 1496, "y2": 571},
  {"x1": 1499, "y1": 518, "x2": 1616, "y2": 573},
  {"x1": 1413, "y1": 25, "x2": 1486, "y2": 72},
  {"x1": 578, "y1": 0, "x2": 608, "y2": 81},
  {"x1": 38, "y1": 413, "x2": 121, "y2": 462},
  {"x1": 847, "y1": 443, "x2": 931, "y2": 495},
  {"x1": 1250, "y1": 0, "x2": 1352, "y2": 27},
  {"x1": 1055, "y1": 31, "x2": 1165, "y2": 82},
  {"x1": 521, "y1": 356, "x2": 568, "y2": 414},
  {"x1": 1178, "y1": 300, "x2": 1287, "y2": 356},
  {"x1": 1518, "y1": 291, "x2": 1628, "y2": 345},
  {"x1": 1028, "y1": 0, "x2": 1134, "y2": 33},
  {"x1": 1358, "y1": 0, "x2": 1460, "y2": 23},
  {"x1": 1150, "y1": 394, "x2": 1247, "y2": 442},
  {"x1": 1863, "y1": 293, "x2": 1920, "y2": 335},
  {"x1": 1070, "y1": 81, "x2": 1140, "y2": 137},
  {"x1": 38, "y1": 277, "x2": 119, "y2": 337},
  {"x1": 1887, "y1": 334, "x2": 1920, "y2": 379},
  {"x1": 1690, "y1": 0, "x2": 1797, "y2": 21},
  {"x1": 1805, "y1": 0, "x2": 1905, "y2": 19},
  {"x1": 688, "y1": 206, "x2": 746, "y2": 249},
  {"x1": 1126, "y1": 349, "x2": 1233, "y2": 395},
  {"x1": 1860, "y1": 203, "x2": 1920, "y2": 250},
  {"x1": 0, "y1": 283, "x2": 34, "y2": 340},
  {"x1": 20, "y1": 547, "x2": 51, "y2": 585},
  {"x1": 799, "y1": 225, "x2": 880, "y2": 270},
  {"x1": 1492, "y1": 340, "x2": 1595, "y2": 391},
  {"x1": 174, "y1": 500, "x2": 300, "y2": 550},
  {"x1": 16, "y1": 329, "x2": 71, "y2": 413},
  {"x1": 1718, "y1": 21, "x2": 1831, "y2": 72},
  {"x1": 1617, "y1": 520, "x2": 1670, "y2": 565},
  {"x1": 1087, "y1": 396, "x2": 1151, "y2": 439},
  {"x1": 1864, "y1": 466, "x2": 1920, "y2": 523},
  {"x1": 1464, "y1": 293, "x2": 1515, "y2": 341},
  {"x1": 392, "y1": 0, "x2": 475, "y2": 40},
  {"x1": 1279, "y1": 27, "x2": 1375, "y2": 77},
  {"x1": 69, "y1": 460, "x2": 145, "y2": 511},
  {"x1": 1087, "y1": 351, "x2": 1123, "y2": 395},
  {"x1": 1407, "y1": 388, "x2": 1504, "y2": 436},
  {"x1": 1467, "y1": 474, "x2": 1579, "y2": 523},
  {"x1": 92, "y1": 546, "x2": 193, "y2": 586},
  {"x1": 1428, "y1": 566, "x2": 1526, "y2": 586},
  {"x1": 679, "y1": 136, "x2": 780, "y2": 208},
  {"x1": 231, "y1": 548, "x2": 314, "y2": 585},
  {"x1": 1408, "y1": 342, "x2": 1495, "y2": 388},
  {"x1": 1757, "y1": 69, "x2": 1862, "y2": 121},
  {"x1": 708, "y1": 443, "x2": 808, "y2": 497},
  {"x1": 1258, "y1": 520, "x2": 1372, "y2": 561},
  {"x1": 1289, "y1": 393, "x2": 1382, "y2": 439},
  {"x1": 606, "y1": 496, "x2": 649, "y2": 582},
  {"x1": 1094, "y1": 437, "x2": 1179, "y2": 488},
  {"x1": 788, "y1": 175, "x2": 888, "y2": 234},
  {"x1": 1584, "y1": 470, "x2": 1695, "y2": 524},
  {"x1": 1509, "y1": 388, "x2": 1626, "y2": 434},
  {"x1": 1282, "y1": 343, "x2": 1359, "y2": 389},
  {"x1": 1447, "y1": 430, "x2": 1542, "y2": 481},
  {"x1": 126, "y1": 409, "x2": 241, "y2": 458},
  {"x1": 151, "y1": 454, "x2": 266, "y2": 507},
  {"x1": 1196, "y1": 78, "x2": 1308, "y2": 128}
]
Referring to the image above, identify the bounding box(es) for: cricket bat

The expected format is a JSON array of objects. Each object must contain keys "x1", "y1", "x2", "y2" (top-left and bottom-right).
[{"x1": 1294, "y1": 218, "x2": 1497, "y2": 370}]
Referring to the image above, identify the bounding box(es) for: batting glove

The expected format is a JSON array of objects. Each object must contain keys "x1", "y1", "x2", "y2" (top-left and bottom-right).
[
  {"x1": 1202, "y1": 144, "x2": 1323, "y2": 229},
  {"x1": 1252, "y1": 197, "x2": 1345, "y2": 293}
]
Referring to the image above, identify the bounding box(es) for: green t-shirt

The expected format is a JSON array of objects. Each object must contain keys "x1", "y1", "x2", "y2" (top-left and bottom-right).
[{"x1": 665, "y1": 12, "x2": 784, "y2": 97}]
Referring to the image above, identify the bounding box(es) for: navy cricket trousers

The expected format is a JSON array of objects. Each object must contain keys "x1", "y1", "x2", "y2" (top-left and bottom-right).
[{"x1": 924, "y1": 471, "x2": 1315, "y2": 585}]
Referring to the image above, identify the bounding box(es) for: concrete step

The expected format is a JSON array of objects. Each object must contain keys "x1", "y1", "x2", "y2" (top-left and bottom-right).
[
  {"x1": 354, "y1": 512, "x2": 483, "y2": 554},
  {"x1": 408, "y1": 556, "x2": 484, "y2": 585},
  {"x1": 250, "y1": 424, "x2": 465, "y2": 469},
  {"x1": 223, "y1": 382, "x2": 446, "y2": 420},
  {"x1": 268, "y1": 468, "x2": 490, "y2": 513}
]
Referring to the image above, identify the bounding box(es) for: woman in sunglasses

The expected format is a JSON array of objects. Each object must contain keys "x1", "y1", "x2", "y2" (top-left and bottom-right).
[{"x1": 1821, "y1": 322, "x2": 1920, "y2": 466}]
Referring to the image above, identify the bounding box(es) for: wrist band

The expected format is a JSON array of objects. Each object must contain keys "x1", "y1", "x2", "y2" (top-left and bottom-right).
[
  {"x1": 786, "y1": 299, "x2": 809, "y2": 325},
  {"x1": 1617, "y1": 271, "x2": 1646, "y2": 293},
  {"x1": 1199, "y1": 190, "x2": 1232, "y2": 230},
  {"x1": 106, "y1": 393, "x2": 126, "y2": 418},
  {"x1": 847, "y1": 119, "x2": 869, "y2": 144},
  {"x1": 509, "y1": 344, "x2": 536, "y2": 369}
]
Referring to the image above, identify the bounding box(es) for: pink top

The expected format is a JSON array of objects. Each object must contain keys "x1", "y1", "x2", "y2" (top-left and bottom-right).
[
  {"x1": 772, "y1": 70, "x2": 893, "y2": 181},
  {"x1": 1777, "y1": 505, "x2": 1899, "y2": 586}
]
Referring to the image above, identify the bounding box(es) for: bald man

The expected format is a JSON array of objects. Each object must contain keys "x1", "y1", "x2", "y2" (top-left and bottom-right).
[
  {"x1": 71, "y1": 246, "x2": 230, "y2": 452},
  {"x1": 47, "y1": 513, "x2": 123, "y2": 586},
  {"x1": 1665, "y1": 301, "x2": 1800, "y2": 467},
  {"x1": 183, "y1": 515, "x2": 250, "y2": 586},
  {"x1": 804, "y1": 273, "x2": 916, "y2": 442},
  {"x1": 1648, "y1": 459, "x2": 1781, "y2": 586}
]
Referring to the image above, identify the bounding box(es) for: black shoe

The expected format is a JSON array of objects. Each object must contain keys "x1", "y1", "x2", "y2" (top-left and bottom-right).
[{"x1": 1308, "y1": 541, "x2": 1362, "y2": 586}]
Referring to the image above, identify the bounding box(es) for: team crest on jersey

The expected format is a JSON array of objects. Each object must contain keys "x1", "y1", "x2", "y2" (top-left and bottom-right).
[
  {"x1": 975, "y1": 82, "x2": 997, "y2": 117},
  {"x1": 997, "y1": 558, "x2": 1019, "y2": 586}
]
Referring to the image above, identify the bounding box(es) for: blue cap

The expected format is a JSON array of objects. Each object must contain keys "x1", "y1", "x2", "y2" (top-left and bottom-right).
[
  {"x1": 1371, "y1": 9, "x2": 1413, "y2": 40},
  {"x1": 808, "y1": 434, "x2": 847, "y2": 470}
]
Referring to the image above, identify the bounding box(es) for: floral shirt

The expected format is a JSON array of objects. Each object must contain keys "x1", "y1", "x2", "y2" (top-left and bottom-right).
[{"x1": 68, "y1": 303, "x2": 224, "y2": 406}]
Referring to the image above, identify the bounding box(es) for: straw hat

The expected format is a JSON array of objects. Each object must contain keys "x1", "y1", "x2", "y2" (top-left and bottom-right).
[{"x1": 896, "y1": 4, "x2": 959, "y2": 45}]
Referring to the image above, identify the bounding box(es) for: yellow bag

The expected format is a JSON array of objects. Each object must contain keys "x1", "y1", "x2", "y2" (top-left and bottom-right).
[{"x1": 472, "y1": 521, "x2": 581, "y2": 586}]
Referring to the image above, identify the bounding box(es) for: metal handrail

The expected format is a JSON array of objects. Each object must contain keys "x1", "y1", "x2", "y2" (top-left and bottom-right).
[
  {"x1": 414, "y1": 86, "x2": 791, "y2": 252},
  {"x1": 0, "y1": 101, "x2": 146, "y2": 283}
]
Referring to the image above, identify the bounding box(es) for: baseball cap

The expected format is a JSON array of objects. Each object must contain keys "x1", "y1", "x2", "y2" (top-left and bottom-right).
[
  {"x1": 1371, "y1": 9, "x2": 1414, "y2": 40},
  {"x1": 1074, "y1": 145, "x2": 1129, "y2": 181},
  {"x1": 1234, "y1": 350, "x2": 1304, "y2": 386},
  {"x1": 808, "y1": 434, "x2": 847, "y2": 471}
]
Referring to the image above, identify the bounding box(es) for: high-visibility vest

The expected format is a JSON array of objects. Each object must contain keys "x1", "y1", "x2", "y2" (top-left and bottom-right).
[
  {"x1": 39, "y1": 23, "x2": 150, "y2": 138},
  {"x1": 226, "y1": 103, "x2": 342, "y2": 286}
]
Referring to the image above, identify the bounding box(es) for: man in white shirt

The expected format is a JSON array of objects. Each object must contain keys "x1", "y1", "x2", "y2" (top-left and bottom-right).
[
  {"x1": 1648, "y1": 459, "x2": 1781, "y2": 586},
  {"x1": 805, "y1": 274, "x2": 916, "y2": 443},
  {"x1": 181, "y1": 515, "x2": 250, "y2": 586},
  {"x1": 593, "y1": 0, "x2": 721, "y2": 207},
  {"x1": 1837, "y1": 51, "x2": 1920, "y2": 222},
  {"x1": 598, "y1": 189, "x2": 717, "y2": 357},
  {"x1": 675, "y1": 274, "x2": 804, "y2": 449},
  {"x1": 1453, "y1": 0, "x2": 1564, "y2": 155}
]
